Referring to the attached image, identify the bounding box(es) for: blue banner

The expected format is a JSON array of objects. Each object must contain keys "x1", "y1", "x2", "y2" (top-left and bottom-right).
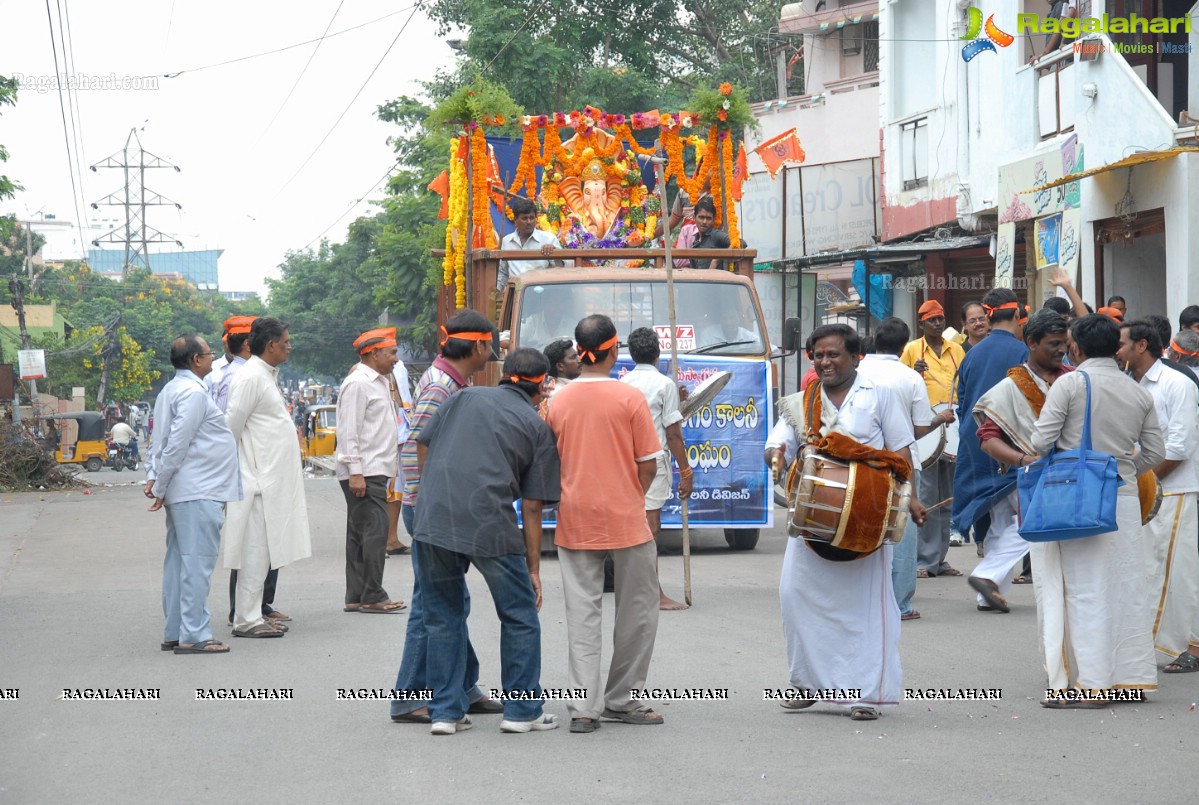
[{"x1": 613, "y1": 355, "x2": 774, "y2": 530}]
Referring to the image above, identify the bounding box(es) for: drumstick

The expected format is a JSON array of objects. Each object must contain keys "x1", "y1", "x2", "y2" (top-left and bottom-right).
[{"x1": 924, "y1": 497, "x2": 953, "y2": 514}]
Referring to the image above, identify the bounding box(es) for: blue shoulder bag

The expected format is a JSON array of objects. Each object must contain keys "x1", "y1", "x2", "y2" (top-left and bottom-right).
[{"x1": 1017, "y1": 370, "x2": 1123, "y2": 542}]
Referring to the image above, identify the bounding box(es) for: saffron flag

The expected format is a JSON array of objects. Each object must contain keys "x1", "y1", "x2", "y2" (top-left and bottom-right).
[
  {"x1": 754, "y1": 129, "x2": 806, "y2": 180},
  {"x1": 731, "y1": 142, "x2": 749, "y2": 202},
  {"x1": 428, "y1": 171, "x2": 451, "y2": 220}
]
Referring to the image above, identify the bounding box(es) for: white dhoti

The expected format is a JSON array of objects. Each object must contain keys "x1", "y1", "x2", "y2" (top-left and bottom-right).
[
  {"x1": 1032, "y1": 495, "x2": 1156, "y2": 693},
  {"x1": 1143, "y1": 492, "x2": 1199, "y2": 663},
  {"x1": 779, "y1": 538, "x2": 901, "y2": 710},
  {"x1": 971, "y1": 490, "x2": 1027, "y2": 606},
  {"x1": 233, "y1": 495, "x2": 272, "y2": 631}
]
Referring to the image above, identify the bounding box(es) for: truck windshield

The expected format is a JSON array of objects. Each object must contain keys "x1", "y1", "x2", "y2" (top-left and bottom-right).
[{"x1": 517, "y1": 281, "x2": 765, "y2": 355}]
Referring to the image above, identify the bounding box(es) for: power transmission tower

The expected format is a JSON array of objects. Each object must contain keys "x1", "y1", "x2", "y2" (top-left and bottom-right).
[{"x1": 89, "y1": 128, "x2": 183, "y2": 278}]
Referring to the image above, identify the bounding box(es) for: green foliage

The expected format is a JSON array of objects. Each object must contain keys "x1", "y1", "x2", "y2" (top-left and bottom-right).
[
  {"x1": 425, "y1": 74, "x2": 522, "y2": 130},
  {"x1": 0, "y1": 74, "x2": 20, "y2": 221},
  {"x1": 688, "y1": 84, "x2": 758, "y2": 134}
]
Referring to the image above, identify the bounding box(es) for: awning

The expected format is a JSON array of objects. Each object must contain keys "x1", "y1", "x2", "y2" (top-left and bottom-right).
[
  {"x1": 1029, "y1": 146, "x2": 1199, "y2": 192},
  {"x1": 768, "y1": 235, "x2": 990, "y2": 272}
]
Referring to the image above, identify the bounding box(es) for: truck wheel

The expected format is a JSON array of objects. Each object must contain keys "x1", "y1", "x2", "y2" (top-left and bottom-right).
[
  {"x1": 85, "y1": 457, "x2": 102, "y2": 473},
  {"x1": 724, "y1": 528, "x2": 759, "y2": 551}
]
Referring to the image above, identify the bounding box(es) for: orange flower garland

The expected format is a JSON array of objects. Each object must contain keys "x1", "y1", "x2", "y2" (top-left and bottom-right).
[
  {"x1": 508, "y1": 128, "x2": 541, "y2": 199},
  {"x1": 469, "y1": 128, "x2": 496, "y2": 249},
  {"x1": 722, "y1": 135, "x2": 741, "y2": 251},
  {"x1": 442, "y1": 137, "x2": 469, "y2": 306}
]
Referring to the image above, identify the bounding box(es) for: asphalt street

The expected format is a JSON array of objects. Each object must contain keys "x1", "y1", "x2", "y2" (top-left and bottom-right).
[{"x1": 0, "y1": 475, "x2": 1194, "y2": 804}]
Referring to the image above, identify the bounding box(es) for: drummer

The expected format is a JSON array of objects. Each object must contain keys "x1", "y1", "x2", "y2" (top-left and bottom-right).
[
  {"x1": 860, "y1": 317, "x2": 954, "y2": 622},
  {"x1": 951, "y1": 288, "x2": 1030, "y2": 581},
  {"x1": 765, "y1": 324, "x2": 927, "y2": 721},
  {"x1": 969, "y1": 310, "x2": 1071, "y2": 613}
]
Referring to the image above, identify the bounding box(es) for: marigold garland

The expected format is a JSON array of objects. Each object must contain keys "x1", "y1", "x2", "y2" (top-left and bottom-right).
[
  {"x1": 442, "y1": 137, "x2": 469, "y2": 306},
  {"x1": 469, "y1": 128, "x2": 496, "y2": 250}
]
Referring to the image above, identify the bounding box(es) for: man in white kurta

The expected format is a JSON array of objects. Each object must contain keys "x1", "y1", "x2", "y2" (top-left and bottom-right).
[
  {"x1": 1030, "y1": 315, "x2": 1164, "y2": 702},
  {"x1": 766, "y1": 325, "x2": 918, "y2": 719},
  {"x1": 1118, "y1": 324, "x2": 1199, "y2": 671},
  {"x1": 222, "y1": 318, "x2": 313, "y2": 637}
]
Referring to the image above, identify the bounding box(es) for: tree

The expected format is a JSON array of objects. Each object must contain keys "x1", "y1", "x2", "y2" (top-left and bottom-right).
[
  {"x1": 421, "y1": 0, "x2": 787, "y2": 111},
  {"x1": 0, "y1": 75, "x2": 21, "y2": 243}
]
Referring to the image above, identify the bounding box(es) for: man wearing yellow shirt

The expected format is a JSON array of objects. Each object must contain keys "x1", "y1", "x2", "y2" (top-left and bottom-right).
[{"x1": 901, "y1": 300, "x2": 966, "y2": 578}]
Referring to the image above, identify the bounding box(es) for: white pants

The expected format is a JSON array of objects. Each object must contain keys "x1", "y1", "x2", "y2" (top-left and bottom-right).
[
  {"x1": 233, "y1": 495, "x2": 271, "y2": 631},
  {"x1": 971, "y1": 490, "x2": 1027, "y2": 606},
  {"x1": 1143, "y1": 492, "x2": 1199, "y2": 662}
]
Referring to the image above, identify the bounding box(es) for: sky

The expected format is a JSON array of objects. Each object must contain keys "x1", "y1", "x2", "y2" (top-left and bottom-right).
[{"x1": 1, "y1": 0, "x2": 461, "y2": 298}]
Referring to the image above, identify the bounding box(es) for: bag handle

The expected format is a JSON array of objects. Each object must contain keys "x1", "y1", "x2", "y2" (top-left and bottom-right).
[{"x1": 1079, "y1": 370, "x2": 1094, "y2": 454}]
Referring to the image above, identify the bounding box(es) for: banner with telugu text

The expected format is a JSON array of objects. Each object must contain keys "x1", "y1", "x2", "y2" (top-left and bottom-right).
[{"x1": 614, "y1": 355, "x2": 774, "y2": 530}]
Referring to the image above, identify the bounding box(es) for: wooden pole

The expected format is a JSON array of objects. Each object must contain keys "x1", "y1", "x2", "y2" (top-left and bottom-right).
[{"x1": 656, "y1": 150, "x2": 691, "y2": 607}]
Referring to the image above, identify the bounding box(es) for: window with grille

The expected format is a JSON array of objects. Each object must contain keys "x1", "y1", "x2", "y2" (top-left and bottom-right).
[{"x1": 863, "y1": 21, "x2": 879, "y2": 72}]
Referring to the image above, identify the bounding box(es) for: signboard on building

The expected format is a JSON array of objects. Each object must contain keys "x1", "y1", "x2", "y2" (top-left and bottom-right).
[
  {"x1": 997, "y1": 140, "x2": 1084, "y2": 283},
  {"x1": 18, "y1": 349, "x2": 47, "y2": 380}
]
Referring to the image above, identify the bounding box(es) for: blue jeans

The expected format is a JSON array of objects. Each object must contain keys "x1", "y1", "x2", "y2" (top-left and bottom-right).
[
  {"x1": 390, "y1": 503, "x2": 484, "y2": 717},
  {"x1": 891, "y1": 468, "x2": 919, "y2": 616},
  {"x1": 415, "y1": 540, "x2": 544, "y2": 722},
  {"x1": 162, "y1": 499, "x2": 224, "y2": 644}
]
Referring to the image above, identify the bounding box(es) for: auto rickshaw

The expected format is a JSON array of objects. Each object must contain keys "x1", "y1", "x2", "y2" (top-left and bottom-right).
[
  {"x1": 47, "y1": 411, "x2": 109, "y2": 472},
  {"x1": 301, "y1": 404, "x2": 336, "y2": 459}
]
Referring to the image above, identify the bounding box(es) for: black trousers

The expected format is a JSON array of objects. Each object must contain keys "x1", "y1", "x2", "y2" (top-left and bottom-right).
[
  {"x1": 341, "y1": 476, "x2": 390, "y2": 606},
  {"x1": 229, "y1": 567, "x2": 279, "y2": 622}
]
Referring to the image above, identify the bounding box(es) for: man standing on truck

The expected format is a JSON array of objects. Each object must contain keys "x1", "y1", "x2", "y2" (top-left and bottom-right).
[
  {"x1": 621, "y1": 327, "x2": 693, "y2": 611},
  {"x1": 548, "y1": 314, "x2": 665, "y2": 733},
  {"x1": 674, "y1": 197, "x2": 730, "y2": 270},
  {"x1": 497, "y1": 197, "x2": 563, "y2": 291}
]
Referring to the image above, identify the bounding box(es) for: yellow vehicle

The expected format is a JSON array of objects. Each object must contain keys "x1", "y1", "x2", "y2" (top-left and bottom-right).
[
  {"x1": 301, "y1": 404, "x2": 337, "y2": 459},
  {"x1": 47, "y1": 411, "x2": 109, "y2": 473}
]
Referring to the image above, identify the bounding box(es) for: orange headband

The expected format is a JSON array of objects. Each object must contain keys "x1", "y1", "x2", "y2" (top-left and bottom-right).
[
  {"x1": 1171, "y1": 339, "x2": 1199, "y2": 358},
  {"x1": 579, "y1": 334, "x2": 619, "y2": 363},
  {"x1": 439, "y1": 326, "x2": 494, "y2": 347},
  {"x1": 224, "y1": 315, "x2": 257, "y2": 336},
  {"x1": 981, "y1": 301, "x2": 1020, "y2": 317},
  {"x1": 1097, "y1": 306, "x2": 1124, "y2": 323},
  {"x1": 507, "y1": 373, "x2": 546, "y2": 384},
  {"x1": 354, "y1": 327, "x2": 397, "y2": 354}
]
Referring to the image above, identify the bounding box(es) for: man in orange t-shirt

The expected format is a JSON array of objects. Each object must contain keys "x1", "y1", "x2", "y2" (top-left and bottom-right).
[{"x1": 547, "y1": 314, "x2": 665, "y2": 734}]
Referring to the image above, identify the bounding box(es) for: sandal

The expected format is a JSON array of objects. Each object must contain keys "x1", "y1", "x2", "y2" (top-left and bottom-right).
[
  {"x1": 968, "y1": 576, "x2": 1010, "y2": 613},
  {"x1": 849, "y1": 706, "x2": 879, "y2": 720},
  {"x1": 901, "y1": 610, "x2": 922, "y2": 621},
  {"x1": 600, "y1": 706, "x2": 664, "y2": 725},
  {"x1": 174, "y1": 639, "x2": 230, "y2": 654},
  {"x1": 358, "y1": 600, "x2": 407, "y2": 614},
  {"x1": 570, "y1": 717, "x2": 600, "y2": 733},
  {"x1": 1011, "y1": 575, "x2": 1033, "y2": 584},
  {"x1": 916, "y1": 569, "x2": 932, "y2": 579},
  {"x1": 781, "y1": 697, "x2": 816, "y2": 710},
  {"x1": 160, "y1": 640, "x2": 179, "y2": 651},
  {"x1": 939, "y1": 567, "x2": 963, "y2": 577},
  {"x1": 232, "y1": 623, "x2": 283, "y2": 638},
  {"x1": 1164, "y1": 651, "x2": 1199, "y2": 673}
]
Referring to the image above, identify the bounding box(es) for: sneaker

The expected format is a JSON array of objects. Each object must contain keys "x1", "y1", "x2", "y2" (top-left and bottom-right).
[
  {"x1": 500, "y1": 714, "x2": 559, "y2": 733},
  {"x1": 949, "y1": 531, "x2": 964, "y2": 546},
  {"x1": 430, "y1": 716, "x2": 473, "y2": 735}
]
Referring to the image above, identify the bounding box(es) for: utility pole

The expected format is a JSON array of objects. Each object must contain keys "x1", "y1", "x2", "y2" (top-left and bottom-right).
[
  {"x1": 89, "y1": 128, "x2": 183, "y2": 277},
  {"x1": 94, "y1": 313, "x2": 122, "y2": 409},
  {"x1": 7, "y1": 275, "x2": 38, "y2": 420}
]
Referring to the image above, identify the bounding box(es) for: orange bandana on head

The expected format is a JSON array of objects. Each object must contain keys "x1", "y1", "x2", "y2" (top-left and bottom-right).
[
  {"x1": 353, "y1": 327, "x2": 397, "y2": 355},
  {"x1": 1097, "y1": 306, "x2": 1124, "y2": 323},
  {"x1": 508, "y1": 373, "x2": 546, "y2": 384},
  {"x1": 579, "y1": 334, "x2": 618, "y2": 363},
  {"x1": 982, "y1": 300, "x2": 1020, "y2": 318},
  {"x1": 224, "y1": 315, "x2": 257, "y2": 335},
  {"x1": 918, "y1": 300, "x2": 945, "y2": 321},
  {"x1": 438, "y1": 326, "x2": 494, "y2": 347},
  {"x1": 1171, "y1": 339, "x2": 1199, "y2": 358}
]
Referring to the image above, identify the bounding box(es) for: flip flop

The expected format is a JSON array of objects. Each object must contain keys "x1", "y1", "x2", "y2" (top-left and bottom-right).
[
  {"x1": 849, "y1": 706, "x2": 879, "y2": 720},
  {"x1": 358, "y1": 600, "x2": 407, "y2": 614},
  {"x1": 160, "y1": 640, "x2": 179, "y2": 651},
  {"x1": 1012, "y1": 575, "x2": 1033, "y2": 584},
  {"x1": 901, "y1": 610, "x2": 922, "y2": 621},
  {"x1": 174, "y1": 639, "x2": 230, "y2": 654},
  {"x1": 916, "y1": 569, "x2": 932, "y2": 579},
  {"x1": 232, "y1": 624, "x2": 283, "y2": 638},
  {"x1": 391, "y1": 711, "x2": 432, "y2": 724},
  {"x1": 570, "y1": 718, "x2": 600, "y2": 733},
  {"x1": 343, "y1": 604, "x2": 361, "y2": 612},
  {"x1": 968, "y1": 576, "x2": 1010, "y2": 613},
  {"x1": 939, "y1": 567, "x2": 964, "y2": 577}
]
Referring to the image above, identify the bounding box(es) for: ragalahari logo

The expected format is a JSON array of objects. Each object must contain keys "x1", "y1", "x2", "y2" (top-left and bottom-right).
[{"x1": 961, "y1": 6, "x2": 1015, "y2": 62}]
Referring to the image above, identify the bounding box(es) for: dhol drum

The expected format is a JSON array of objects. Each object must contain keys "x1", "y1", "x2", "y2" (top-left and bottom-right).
[
  {"x1": 913, "y1": 405, "x2": 945, "y2": 470},
  {"x1": 787, "y1": 450, "x2": 912, "y2": 562},
  {"x1": 1138, "y1": 471, "x2": 1163, "y2": 525},
  {"x1": 935, "y1": 402, "x2": 960, "y2": 462}
]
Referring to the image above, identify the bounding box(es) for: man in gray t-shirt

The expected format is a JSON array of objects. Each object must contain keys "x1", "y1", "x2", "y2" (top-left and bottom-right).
[{"x1": 412, "y1": 348, "x2": 562, "y2": 735}]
